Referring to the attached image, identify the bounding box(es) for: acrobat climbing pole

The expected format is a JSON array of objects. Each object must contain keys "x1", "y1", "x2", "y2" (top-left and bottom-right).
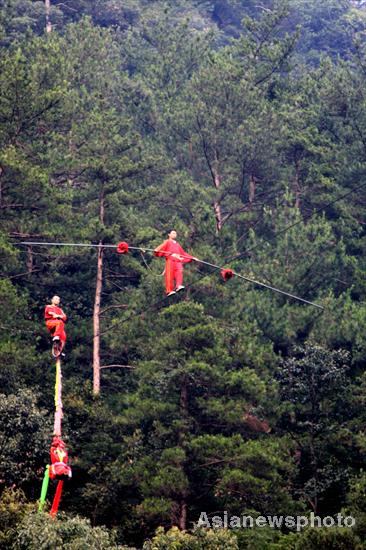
[{"x1": 38, "y1": 356, "x2": 72, "y2": 516}]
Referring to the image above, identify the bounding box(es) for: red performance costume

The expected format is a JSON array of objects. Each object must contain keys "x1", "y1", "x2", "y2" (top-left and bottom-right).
[
  {"x1": 45, "y1": 305, "x2": 67, "y2": 349},
  {"x1": 154, "y1": 237, "x2": 193, "y2": 295},
  {"x1": 49, "y1": 436, "x2": 72, "y2": 481}
]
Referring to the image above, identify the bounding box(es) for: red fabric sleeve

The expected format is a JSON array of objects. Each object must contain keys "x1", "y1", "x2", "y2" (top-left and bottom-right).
[
  {"x1": 154, "y1": 240, "x2": 171, "y2": 258},
  {"x1": 177, "y1": 244, "x2": 193, "y2": 263},
  {"x1": 59, "y1": 309, "x2": 67, "y2": 322},
  {"x1": 44, "y1": 306, "x2": 53, "y2": 320},
  {"x1": 44, "y1": 306, "x2": 67, "y2": 322}
]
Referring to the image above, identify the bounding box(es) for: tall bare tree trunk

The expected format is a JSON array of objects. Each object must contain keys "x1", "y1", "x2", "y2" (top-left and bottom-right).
[
  {"x1": 0, "y1": 165, "x2": 3, "y2": 207},
  {"x1": 179, "y1": 502, "x2": 187, "y2": 530},
  {"x1": 210, "y1": 148, "x2": 223, "y2": 232},
  {"x1": 294, "y1": 159, "x2": 301, "y2": 209},
  {"x1": 249, "y1": 173, "x2": 256, "y2": 205},
  {"x1": 178, "y1": 375, "x2": 188, "y2": 530},
  {"x1": 26, "y1": 245, "x2": 33, "y2": 273},
  {"x1": 45, "y1": 0, "x2": 52, "y2": 33},
  {"x1": 212, "y1": 168, "x2": 223, "y2": 233},
  {"x1": 93, "y1": 192, "x2": 105, "y2": 396}
]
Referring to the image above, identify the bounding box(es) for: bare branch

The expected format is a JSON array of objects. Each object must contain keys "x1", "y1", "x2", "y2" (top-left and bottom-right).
[
  {"x1": 100, "y1": 304, "x2": 128, "y2": 315},
  {"x1": 100, "y1": 364, "x2": 136, "y2": 370}
]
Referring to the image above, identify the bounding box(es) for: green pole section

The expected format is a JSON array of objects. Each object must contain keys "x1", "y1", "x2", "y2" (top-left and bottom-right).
[{"x1": 38, "y1": 465, "x2": 50, "y2": 512}]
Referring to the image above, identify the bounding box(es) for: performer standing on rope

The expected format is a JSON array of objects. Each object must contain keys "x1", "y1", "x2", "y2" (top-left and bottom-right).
[
  {"x1": 44, "y1": 295, "x2": 67, "y2": 354},
  {"x1": 154, "y1": 230, "x2": 196, "y2": 296}
]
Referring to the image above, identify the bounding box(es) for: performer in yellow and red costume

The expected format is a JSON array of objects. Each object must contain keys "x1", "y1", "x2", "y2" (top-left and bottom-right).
[
  {"x1": 49, "y1": 436, "x2": 72, "y2": 481},
  {"x1": 154, "y1": 230, "x2": 195, "y2": 296},
  {"x1": 44, "y1": 295, "x2": 67, "y2": 351}
]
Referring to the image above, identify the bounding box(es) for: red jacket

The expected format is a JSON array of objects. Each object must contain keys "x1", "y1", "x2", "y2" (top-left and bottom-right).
[
  {"x1": 154, "y1": 240, "x2": 192, "y2": 263},
  {"x1": 44, "y1": 305, "x2": 67, "y2": 322}
]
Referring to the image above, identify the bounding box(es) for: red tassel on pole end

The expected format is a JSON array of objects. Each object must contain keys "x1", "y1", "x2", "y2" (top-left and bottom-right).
[
  {"x1": 221, "y1": 268, "x2": 234, "y2": 281},
  {"x1": 50, "y1": 480, "x2": 64, "y2": 517},
  {"x1": 116, "y1": 241, "x2": 129, "y2": 254}
]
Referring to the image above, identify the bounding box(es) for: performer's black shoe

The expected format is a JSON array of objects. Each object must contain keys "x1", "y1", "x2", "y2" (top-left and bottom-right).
[
  {"x1": 167, "y1": 291, "x2": 176, "y2": 296},
  {"x1": 176, "y1": 285, "x2": 185, "y2": 292}
]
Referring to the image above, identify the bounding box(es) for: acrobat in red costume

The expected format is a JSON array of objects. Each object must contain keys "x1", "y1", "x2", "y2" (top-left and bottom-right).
[
  {"x1": 44, "y1": 295, "x2": 67, "y2": 351},
  {"x1": 154, "y1": 230, "x2": 194, "y2": 296},
  {"x1": 49, "y1": 436, "x2": 72, "y2": 481}
]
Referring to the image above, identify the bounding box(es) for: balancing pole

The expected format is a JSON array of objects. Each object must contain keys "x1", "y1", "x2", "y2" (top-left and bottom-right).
[{"x1": 18, "y1": 241, "x2": 323, "y2": 309}]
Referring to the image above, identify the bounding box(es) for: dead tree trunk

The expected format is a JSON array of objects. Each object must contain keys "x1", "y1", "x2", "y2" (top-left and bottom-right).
[
  {"x1": 93, "y1": 191, "x2": 105, "y2": 396},
  {"x1": 45, "y1": 0, "x2": 52, "y2": 33},
  {"x1": 178, "y1": 375, "x2": 189, "y2": 530},
  {"x1": 179, "y1": 501, "x2": 187, "y2": 531},
  {"x1": 0, "y1": 165, "x2": 3, "y2": 207},
  {"x1": 26, "y1": 245, "x2": 33, "y2": 273},
  {"x1": 212, "y1": 167, "x2": 223, "y2": 233},
  {"x1": 249, "y1": 173, "x2": 256, "y2": 205},
  {"x1": 294, "y1": 159, "x2": 301, "y2": 209}
]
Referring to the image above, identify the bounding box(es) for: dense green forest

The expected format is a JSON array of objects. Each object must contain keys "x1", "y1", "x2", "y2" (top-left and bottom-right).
[{"x1": 1, "y1": 0, "x2": 366, "y2": 548}]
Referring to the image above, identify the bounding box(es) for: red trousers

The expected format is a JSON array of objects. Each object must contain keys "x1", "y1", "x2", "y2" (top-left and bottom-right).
[
  {"x1": 165, "y1": 260, "x2": 183, "y2": 294},
  {"x1": 46, "y1": 320, "x2": 67, "y2": 347}
]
